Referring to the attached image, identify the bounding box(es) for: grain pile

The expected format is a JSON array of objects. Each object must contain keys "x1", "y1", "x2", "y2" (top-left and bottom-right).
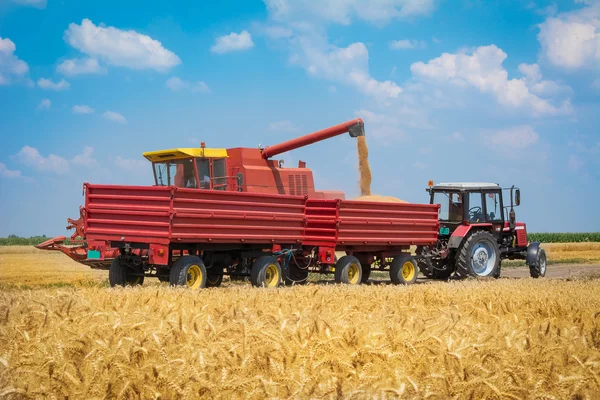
[
  {"x1": 355, "y1": 195, "x2": 407, "y2": 203},
  {"x1": 357, "y1": 136, "x2": 371, "y2": 196}
]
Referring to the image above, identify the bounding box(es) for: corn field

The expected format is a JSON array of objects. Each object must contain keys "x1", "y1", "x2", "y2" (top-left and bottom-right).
[
  {"x1": 1, "y1": 277, "x2": 600, "y2": 398},
  {"x1": 528, "y1": 232, "x2": 600, "y2": 243}
]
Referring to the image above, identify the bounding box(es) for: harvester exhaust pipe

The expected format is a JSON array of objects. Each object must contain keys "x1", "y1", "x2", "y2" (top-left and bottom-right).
[{"x1": 261, "y1": 118, "x2": 364, "y2": 159}]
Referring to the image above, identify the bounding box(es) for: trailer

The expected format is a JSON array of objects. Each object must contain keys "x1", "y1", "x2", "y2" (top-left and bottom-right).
[{"x1": 37, "y1": 119, "x2": 440, "y2": 287}]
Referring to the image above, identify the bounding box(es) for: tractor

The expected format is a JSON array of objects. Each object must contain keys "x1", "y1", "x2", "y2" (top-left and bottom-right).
[{"x1": 416, "y1": 182, "x2": 546, "y2": 279}]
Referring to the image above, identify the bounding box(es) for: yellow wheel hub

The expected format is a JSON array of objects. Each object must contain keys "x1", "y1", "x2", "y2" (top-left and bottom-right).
[
  {"x1": 348, "y1": 263, "x2": 360, "y2": 284},
  {"x1": 186, "y1": 265, "x2": 203, "y2": 289},
  {"x1": 265, "y1": 264, "x2": 279, "y2": 287},
  {"x1": 402, "y1": 261, "x2": 415, "y2": 281}
]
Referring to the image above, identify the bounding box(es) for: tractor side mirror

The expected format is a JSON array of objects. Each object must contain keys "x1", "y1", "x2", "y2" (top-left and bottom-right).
[{"x1": 515, "y1": 189, "x2": 520, "y2": 206}]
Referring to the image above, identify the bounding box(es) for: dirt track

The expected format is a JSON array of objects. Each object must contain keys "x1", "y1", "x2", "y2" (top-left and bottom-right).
[{"x1": 501, "y1": 263, "x2": 600, "y2": 279}]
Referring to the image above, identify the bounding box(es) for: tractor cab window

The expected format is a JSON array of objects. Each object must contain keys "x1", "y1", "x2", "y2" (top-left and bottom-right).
[
  {"x1": 484, "y1": 192, "x2": 502, "y2": 221},
  {"x1": 468, "y1": 192, "x2": 484, "y2": 222},
  {"x1": 433, "y1": 191, "x2": 463, "y2": 222},
  {"x1": 153, "y1": 159, "x2": 197, "y2": 188},
  {"x1": 196, "y1": 158, "x2": 210, "y2": 189}
]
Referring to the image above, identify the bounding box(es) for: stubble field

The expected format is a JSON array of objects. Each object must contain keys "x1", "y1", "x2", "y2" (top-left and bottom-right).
[{"x1": 1, "y1": 246, "x2": 600, "y2": 398}]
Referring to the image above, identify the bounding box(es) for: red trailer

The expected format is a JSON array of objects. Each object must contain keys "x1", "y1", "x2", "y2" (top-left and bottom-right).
[{"x1": 38, "y1": 119, "x2": 440, "y2": 288}]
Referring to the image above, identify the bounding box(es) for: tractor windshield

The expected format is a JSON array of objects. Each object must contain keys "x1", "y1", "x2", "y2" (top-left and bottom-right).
[
  {"x1": 153, "y1": 158, "x2": 198, "y2": 188},
  {"x1": 433, "y1": 191, "x2": 463, "y2": 222}
]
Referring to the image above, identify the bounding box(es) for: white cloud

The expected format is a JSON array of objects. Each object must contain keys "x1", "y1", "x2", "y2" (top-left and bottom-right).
[
  {"x1": 72, "y1": 105, "x2": 95, "y2": 114},
  {"x1": 410, "y1": 45, "x2": 571, "y2": 116},
  {"x1": 354, "y1": 109, "x2": 406, "y2": 139},
  {"x1": 102, "y1": 111, "x2": 126, "y2": 123},
  {"x1": 37, "y1": 98, "x2": 51, "y2": 110},
  {"x1": 37, "y1": 78, "x2": 70, "y2": 91},
  {"x1": 389, "y1": 39, "x2": 426, "y2": 50},
  {"x1": 268, "y1": 120, "x2": 299, "y2": 133},
  {"x1": 450, "y1": 132, "x2": 464, "y2": 141},
  {"x1": 115, "y1": 156, "x2": 146, "y2": 172},
  {"x1": 57, "y1": 57, "x2": 104, "y2": 76},
  {"x1": 264, "y1": 0, "x2": 438, "y2": 25},
  {"x1": 211, "y1": 31, "x2": 254, "y2": 54},
  {"x1": 14, "y1": 146, "x2": 69, "y2": 174},
  {"x1": 64, "y1": 19, "x2": 181, "y2": 71},
  {"x1": 486, "y1": 125, "x2": 539, "y2": 155},
  {"x1": 0, "y1": 37, "x2": 29, "y2": 85},
  {"x1": 0, "y1": 162, "x2": 21, "y2": 178},
  {"x1": 568, "y1": 154, "x2": 584, "y2": 171},
  {"x1": 72, "y1": 146, "x2": 97, "y2": 167},
  {"x1": 593, "y1": 78, "x2": 600, "y2": 90},
  {"x1": 165, "y1": 77, "x2": 210, "y2": 93},
  {"x1": 10, "y1": 0, "x2": 46, "y2": 8},
  {"x1": 518, "y1": 62, "x2": 572, "y2": 96},
  {"x1": 537, "y1": 5, "x2": 600, "y2": 70}
]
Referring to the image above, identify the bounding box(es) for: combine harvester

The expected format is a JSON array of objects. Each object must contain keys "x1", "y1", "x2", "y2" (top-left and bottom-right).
[{"x1": 38, "y1": 119, "x2": 546, "y2": 288}]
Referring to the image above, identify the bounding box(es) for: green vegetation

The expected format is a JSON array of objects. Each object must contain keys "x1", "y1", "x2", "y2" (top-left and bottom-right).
[
  {"x1": 0, "y1": 234, "x2": 71, "y2": 246},
  {"x1": 528, "y1": 232, "x2": 600, "y2": 243}
]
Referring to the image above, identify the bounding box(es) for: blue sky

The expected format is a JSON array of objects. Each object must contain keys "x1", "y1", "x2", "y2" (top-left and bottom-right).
[{"x1": 0, "y1": 0, "x2": 599, "y2": 236}]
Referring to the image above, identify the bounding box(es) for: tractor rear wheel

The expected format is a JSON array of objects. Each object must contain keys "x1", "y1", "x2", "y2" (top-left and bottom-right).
[
  {"x1": 109, "y1": 256, "x2": 144, "y2": 287},
  {"x1": 455, "y1": 231, "x2": 500, "y2": 279},
  {"x1": 390, "y1": 254, "x2": 418, "y2": 285},
  {"x1": 334, "y1": 255, "x2": 362, "y2": 285},
  {"x1": 251, "y1": 256, "x2": 282, "y2": 288},
  {"x1": 529, "y1": 248, "x2": 547, "y2": 278},
  {"x1": 169, "y1": 255, "x2": 207, "y2": 289}
]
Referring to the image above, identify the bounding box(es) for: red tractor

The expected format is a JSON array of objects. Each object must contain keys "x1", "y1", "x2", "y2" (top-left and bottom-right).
[{"x1": 416, "y1": 182, "x2": 546, "y2": 280}]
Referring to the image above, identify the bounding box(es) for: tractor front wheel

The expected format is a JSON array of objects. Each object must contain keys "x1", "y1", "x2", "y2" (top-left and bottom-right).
[
  {"x1": 455, "y1": 231, "x2": 500, "y2": 279},
  {"x1": 529, "y1": 248, "x2": 547, "y2": 278}
]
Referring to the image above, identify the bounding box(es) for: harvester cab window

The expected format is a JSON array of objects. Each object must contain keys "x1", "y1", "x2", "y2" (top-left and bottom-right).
[
  {"x1": 196, "y1": 159, "x2": 210, "y2": 189},
  {"x1": 485, "y1": 192, "x2": 502, "y2": 221},
  {"x1": 468, "y1": 192, "x2": 484, "y2": 222},
  {"x1": 213, "y1": 158, "x2": 227, "y2": 191},
  {"x1": 153, "y1": 159, "x2": 197, "y2": 188}
]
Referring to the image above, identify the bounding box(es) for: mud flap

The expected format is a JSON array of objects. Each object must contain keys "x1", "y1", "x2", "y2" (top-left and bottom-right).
[{"x1": 526, "y1": 242, "x2": 541, "y2": 265}]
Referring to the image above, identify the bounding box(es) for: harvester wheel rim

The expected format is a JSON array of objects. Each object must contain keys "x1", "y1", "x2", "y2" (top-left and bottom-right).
[
  {"x1": 186, "y1": 265, "x2": 203, "y2": 289},
  {"x1": 265, "y1": 264, "x2": 280, "y2": 287},
  {"x1": 348, "y1": 263, "x2": 360, "y2": 284},
  {"x1": 401, "y1": 261, "x2": 415, "y2": 281}
]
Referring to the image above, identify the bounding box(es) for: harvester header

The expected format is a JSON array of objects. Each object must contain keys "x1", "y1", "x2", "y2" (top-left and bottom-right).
[{"x1": 261, "y1": 118, "x2": 364, "y2": 159}]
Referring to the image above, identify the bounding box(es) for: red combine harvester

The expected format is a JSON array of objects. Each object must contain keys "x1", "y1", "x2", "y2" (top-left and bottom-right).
[{"x1": 37, "y1": 118, "x2": 545, "y2": 287}]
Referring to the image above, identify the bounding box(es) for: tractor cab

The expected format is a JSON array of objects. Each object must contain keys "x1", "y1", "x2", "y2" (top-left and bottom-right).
[
  {"x1": 427, "y1": 182, "x2": 520, "y2": 237},
  {"x1": 143, "y1": 146, "x2": 229, "y2": 190}
]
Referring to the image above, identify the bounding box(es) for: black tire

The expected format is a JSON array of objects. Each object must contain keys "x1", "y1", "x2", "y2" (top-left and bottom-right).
[
  {"x1": 361, "y1": 265, "x2": 371, "y2": 283},
  {"x1": 415, "y1": 246, "x2": 433, "y2": 278},
  {"x1": 334, "y1": 255, "x2": 362, "y2": 285},
  {"x1": 109, "y1": 256, "x2": 144, "y2": 287},
  {"x1": 251, "y1": 256, "x2": 282, "y2": 288},
  {"x1": 455, "y1": 231, "x2": 500, "y2": 279},
  {"x1": 283, "y1": 263, "x2": 309, "y2": 286},
  {"x1": 206, "y1": 271, "x2": 223, "y2": 287},
  {"x1": 157, "y1": 267, "x2": 170, "y2": 282},
  {"x1": 390, "y1": 254, "x2": 418, "y2": 285},
  {"x1": 529, "y1": 248, "x2": 547, "y2": 278},
  {"x1": 169, "y1": 255, "x2": 207, "y2": 289}
]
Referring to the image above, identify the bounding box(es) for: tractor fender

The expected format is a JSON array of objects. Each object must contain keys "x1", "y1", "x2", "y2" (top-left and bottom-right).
[
  {"x1": 526, "y1": 242, "x2": 541, "y2": 266},
  {"x1": 448, "y1": 223, "x2": 494, "y2": 248}
]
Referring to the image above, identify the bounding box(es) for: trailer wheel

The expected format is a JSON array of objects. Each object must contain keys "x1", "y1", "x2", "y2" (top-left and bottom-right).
[
  {"x1": 206, "y1": 272, "x2": 223, "y2": 287},
  {"x1": 283, "y1": 264, "x2": 309, "y2": 286},
  {"x1": 361, "y1": 265, "x2": 371, "y2": 283},
  {"x1": 109, "y1": 256, "x2": 144, "y2": 287},
  {"x1": 390, "y1": 254, "x2": 418, "y2": 285},
  {"x1": 169, "y1": 255, "x2": 207, "y2": 289},
  {"x1": 251, "y1": 256, "x2": 282, "y2": 288},
  {"x1": 334, "y1": 255, "x2": 362, "y2": 285},
  {"x1": 529, "y1": 248, "x2": 547, "y2": 278},
  {"x1": 455, "y1": 230, "x2": 500, "y2": 279}
]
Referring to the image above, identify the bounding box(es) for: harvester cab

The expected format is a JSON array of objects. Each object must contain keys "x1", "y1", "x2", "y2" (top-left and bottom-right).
[{"x1": 417, "y1": 181, "x2": 545, "y2": 280}]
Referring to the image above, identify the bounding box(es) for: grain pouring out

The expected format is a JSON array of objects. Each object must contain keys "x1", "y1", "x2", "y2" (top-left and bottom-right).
[{"x1": 357, "y1": 135, "x2": 372, "y2": 196}]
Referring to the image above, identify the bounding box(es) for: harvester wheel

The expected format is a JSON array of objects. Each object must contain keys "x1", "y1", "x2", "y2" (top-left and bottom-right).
[
  {"x1": 334, "y1": 255, "x2": 362, "y2": 285},
  {"x1": 361, "y1": 265, "x2": 371, "y2": 283},
  {"x1": 206, "y1": 271, "x2": 223, "y2": 287},
  {"x1": 455, "y1": 231, "x2": 500, "y2": 279},
  {"x1": 390, "y1": 254, "x2": 418, "y2": 285},
  {"x1": 529, "y1": 248, "x2": 547, "y2": 278},
  {"x1": 109, "y1": 256, "x2": 144, "y2": 287},
  {"x1": 169, "y1": 255, "x2": 207, "y2": 289},
  {"x1": 251, "y1": 256, "x2": 282, "y2": 288}
]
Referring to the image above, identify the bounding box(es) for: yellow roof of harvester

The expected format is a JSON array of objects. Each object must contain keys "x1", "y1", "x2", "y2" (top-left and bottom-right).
[{"x1": 143, "y1": 148, "x2": 228, "y2": 162}]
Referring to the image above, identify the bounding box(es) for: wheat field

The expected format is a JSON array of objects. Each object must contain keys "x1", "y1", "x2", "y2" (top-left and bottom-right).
[{"x1": 1, "y1": 248, "x2": 600, "y2": 398}]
